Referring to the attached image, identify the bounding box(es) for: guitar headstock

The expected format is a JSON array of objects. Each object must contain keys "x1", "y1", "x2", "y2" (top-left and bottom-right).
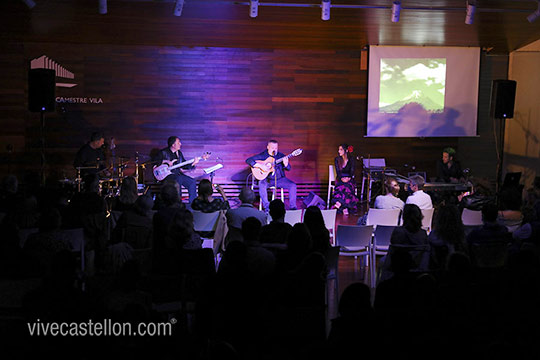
[
  {"x1": 291, "y1": 148, "x2": 303, "y2": 157},
  {"x1": 201, "y1": 152, "x2": 211, "y2": 161}
]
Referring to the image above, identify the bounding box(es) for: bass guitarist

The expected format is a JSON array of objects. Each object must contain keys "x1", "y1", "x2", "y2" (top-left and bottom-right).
[
  {"x1": 154, "y1": 136, "x2": 199, "y2": 203},
  {"x1": 246, "y1": 140, "x2": 297, "y2": 212}
]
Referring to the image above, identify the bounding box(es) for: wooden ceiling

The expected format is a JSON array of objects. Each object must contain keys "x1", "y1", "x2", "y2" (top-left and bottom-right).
[{"x1": 2, "y1": 0, "x2": 540, "y2": 53}]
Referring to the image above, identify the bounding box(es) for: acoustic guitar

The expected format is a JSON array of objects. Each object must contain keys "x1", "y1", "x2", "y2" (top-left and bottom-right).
[
  {"x1": 251, "y1": 148, "x2": 303, "y2": 181},
  {"x1": 153, "y1": 152, "x2": 210, "y2": 181}
]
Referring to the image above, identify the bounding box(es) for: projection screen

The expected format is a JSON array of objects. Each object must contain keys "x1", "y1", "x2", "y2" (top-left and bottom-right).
[{"x1": 367, "y1": 46, "x2": 480, "y2": 137}]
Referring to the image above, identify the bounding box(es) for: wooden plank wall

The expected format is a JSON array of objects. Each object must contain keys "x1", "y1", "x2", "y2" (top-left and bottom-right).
[{"x1": 0, "y1": 42, "x2": 464, "y2": 187}]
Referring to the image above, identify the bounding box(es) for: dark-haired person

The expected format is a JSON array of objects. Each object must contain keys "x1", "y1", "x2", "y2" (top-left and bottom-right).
[
  {"x1": 246, "y1": 140, "x2": 297, "y2": 212},
  {"x1": 74, "y1": 131, "x2": 106, "y2": 176},
  {"x1": 436, "y1": 147, "x2": 463, "y2": 183},
  {"x1": 110, "y1": 176, "x2": 138, "y2": 211},
  {"x1": 330, "y1": 144, "x2": 359, "y2": 215},
  {"x1": 428, "y1": 204, "x2": 467, "y2": 268},
  {"x1": 466, "y1": 203, "x2": 511, "y2": 247},
  {"x1": 153, "y1": 136, "x2": 199, "y2": 203},
  {"x1": 259, "y1": 199, "x2": 292, "y2": 245},
  {"x1": 191, "y1": 179, "x2": 230, "y2": 212},
  {"x1": 390, "y1": 204, "x2": 429, "y2": 246}
]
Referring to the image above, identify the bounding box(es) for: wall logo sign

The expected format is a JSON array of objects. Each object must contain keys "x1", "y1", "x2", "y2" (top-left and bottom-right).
[
  {"x1": 30, "y1": 55, "x2": 104, "y2": 104},
  {"x1": 31, "y1": 55, "x2": 76, "y2": 88}
]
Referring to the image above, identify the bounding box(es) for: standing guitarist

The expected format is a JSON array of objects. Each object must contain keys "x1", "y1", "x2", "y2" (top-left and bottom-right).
[
  {"x1": 154, "y1": 136, "x2": 199, "y2": 203},
  {"x1": 246, "y1": 140, "x2": 297, "y2": 212}
]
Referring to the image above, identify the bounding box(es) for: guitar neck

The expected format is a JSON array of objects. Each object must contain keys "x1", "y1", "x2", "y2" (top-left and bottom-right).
[
  {"x1": 169, "y1": 158, "x2": 197, "y2": 171},
  {"x1": 275, "y1": 153, "x2": 293, "y2": 164}
]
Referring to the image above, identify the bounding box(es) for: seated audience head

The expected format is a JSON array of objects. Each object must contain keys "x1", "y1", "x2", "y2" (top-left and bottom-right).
[
  {"x1": 338, "y1": 282, "x2": 371, "y2": 318},
  {"x1": 482, "y1": 203, "x2": 499, "y2": 223},
  {"x1": 470, "y1": 177, "x2": 492, "y2": 196},
  {"x1": 287, "y1": 223, "x2": 313, "y2": 256},
  {"x1": 119, "y1": 176, "x2": 138, "y2": 205},
  {"x1": 303, "y1": 206, "x2": 325, "y2": 228},
  {"x1": 409, "y1": 175, "x2": 425, "y2": 192},
  {"x1": 134, "y1": 194, "x2": 154, "y2": 217},
  {"x1": 197, "y1": 179, "x2": 213, "y2": 200},
  {"x1": 168, "y1": 209, "x2": 195, "y2": 247},
  {"x1": 269, "y1": 199, "x2": 286, "y2": 221},
  {"x1": 384, "y1": 176, "x2": 400, "y2": 196},
  {"x1": 402, "y1": 203, "x2": 423, "y2": 233},
  {"x1": 433, "y1": 204, "x2": 464, "y2": 245},
  {"x1": 161, "y1": 184, "x2": 180, "y2": 207},
  {"x1": 241, "y1": 217, "x2": 262, "y2": 244},
  {"x1": 239, "y1": 187, "x2": 256, "y2": 205}
]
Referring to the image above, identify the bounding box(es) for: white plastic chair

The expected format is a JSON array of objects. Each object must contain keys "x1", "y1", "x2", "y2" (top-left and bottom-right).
[
  {"x1": 284, "y1": 209, "x2": 304, "y2": 226},
  {"x1": 461, "y1": 208, "x2": 483, "y2": 226},
  {"x1": 192, "y1": 210, "x2": 221, "y2": 233},
  {"x1": 421, "y1": 208, "x2": 435, "y2": 233},
  {"x1": 371, "y1": 225, "x2": 397, "y2": 286},
  {"x1": 366, "y1": 208, "x2": 401, "y2": 228},
  {"x1": 335, "y1": 225, "x2": 374, "y2": 287},
  {"x1": 327, "y1": 165, "x2": 336, "y2": 209},
  {"x1": 320, "y1": 209, "x2": 337, "y2": 245}
]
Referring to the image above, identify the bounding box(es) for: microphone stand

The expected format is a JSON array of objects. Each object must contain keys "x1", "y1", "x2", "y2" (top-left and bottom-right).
[{"x1": 273, "y1": 151, "x2": 277, "y2": 201}]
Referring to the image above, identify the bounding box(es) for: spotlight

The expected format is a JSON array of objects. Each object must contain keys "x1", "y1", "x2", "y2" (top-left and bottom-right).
[
  {"x1": 250, "y1": 0, "x2": 259, "y2": 18},
  {"x1": 98, "y1": 0, "x2": 107, "y2": 15},
  {"x1": 465, "y1": 1, "x2": 476, "y2": 25},
  {"x1": 321, "y1": 0, "x2": 331, "y2": 21},
  {"x1": 527, "y1": 2, "x2": 540, "y2": 23},
  {"x1": 391, "y1": 1, "x2": 401, "y2": 23},
  {"x1": 174, "y1": 0, "x2": 184, "y2": 17},
  {"x1": 21, "y1": 0, "x2": 36, "y2": 9}
]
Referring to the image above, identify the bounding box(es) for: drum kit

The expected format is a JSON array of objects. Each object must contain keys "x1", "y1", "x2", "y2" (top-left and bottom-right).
[{"x1": 66, "y1": 152, "x2": 154, "y2": 197}]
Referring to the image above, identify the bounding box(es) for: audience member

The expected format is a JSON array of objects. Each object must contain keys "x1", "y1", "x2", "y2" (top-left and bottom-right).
[
  {"x1": 390, "y1": 204, "x2": 429, "y2": 246},
  {"x1": 497, "y1": 187, "x2": 523, "y2": 232},
  {"x1": 406, "y1": 175, "x2": 433, "y2": 209},
  {"x1": 191, "y1": 179, "x2": 230, "y2": 212},
  {"x1": 374, "y1": 176, "x2": 405, "y2": 210},
  {"x1": 259, "y1": 199, "x2": 292, "y2": 244},
  {"x1": 110, "y1": 176, "x2": 138, "y2": 211},
  {"x1": 466, "y1": 203, "x2": 511, "y2": 247},
  {"x1": 303, "y1": 206, "x2": 331, "y2": 254},
  {"x1": 429, "y1": 204, "x2": 467, "y2": 268}
]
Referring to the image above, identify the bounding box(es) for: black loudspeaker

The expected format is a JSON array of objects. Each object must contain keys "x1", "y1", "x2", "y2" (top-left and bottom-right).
[
  {"x1": 490, "y1": 80, "x2": 516, "y2": 119},
  {"x1": 303, "y1": 191, "x2": 326, "y2": 209},
  {"x1": 28, "y1": 68, "x2": 56, "y2": 112}
]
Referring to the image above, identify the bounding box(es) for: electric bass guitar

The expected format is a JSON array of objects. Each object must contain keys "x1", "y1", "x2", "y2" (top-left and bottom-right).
[
  {"x1": 251, "y1": 148, "x2": 303, "y2": 181},
  {"x1": 153, "y1": 152, "x2": 210, "y2": 181}
]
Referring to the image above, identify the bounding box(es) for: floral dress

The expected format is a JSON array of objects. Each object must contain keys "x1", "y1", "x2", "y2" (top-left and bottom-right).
[{"x1": 331, "y1": 156, "x2": 359, "y2": 213}]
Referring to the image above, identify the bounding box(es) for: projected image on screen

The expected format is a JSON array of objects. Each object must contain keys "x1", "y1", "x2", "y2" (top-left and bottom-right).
[
  {"x1": 379, "y1": 58, "x2": 446, "y2": 113},
  {"x1": 367, "y1": 46, "x2": 480, "y2": 137}
]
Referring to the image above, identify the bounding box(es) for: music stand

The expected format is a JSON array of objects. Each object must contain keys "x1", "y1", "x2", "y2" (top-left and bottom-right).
[
  {"x1": 361, "y1": 158, "x2": 386, "y2": 203},
  {"x1": 203, "y1": 163, "x2": 224, "y2": 184}
]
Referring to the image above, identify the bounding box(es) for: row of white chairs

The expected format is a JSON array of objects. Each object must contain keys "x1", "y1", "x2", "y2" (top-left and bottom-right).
[{"x1": 366, "y1": 208, "x2": 435, "y2": 233}]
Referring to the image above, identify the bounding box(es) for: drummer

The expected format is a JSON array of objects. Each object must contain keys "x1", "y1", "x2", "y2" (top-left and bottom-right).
[{"x1": 74, "y1": 131, "x2": 107, "y2": 177}]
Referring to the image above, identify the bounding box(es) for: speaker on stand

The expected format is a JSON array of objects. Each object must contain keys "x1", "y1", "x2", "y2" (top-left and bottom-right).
[
  {"x1": 28, "y1": 68, "x2": 56, "y2": 184},
  {"x1": 490, "y1": 79, "x2": 517, "y2": 194}
]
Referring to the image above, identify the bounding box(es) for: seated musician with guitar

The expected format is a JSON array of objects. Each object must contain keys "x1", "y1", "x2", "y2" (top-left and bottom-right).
[
  {"x1": 246, "y1": 140, "x2": 301, "y2": 212},
  {"x1": 153, "y1": 136, "x2": 207, "y2": 203}
]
